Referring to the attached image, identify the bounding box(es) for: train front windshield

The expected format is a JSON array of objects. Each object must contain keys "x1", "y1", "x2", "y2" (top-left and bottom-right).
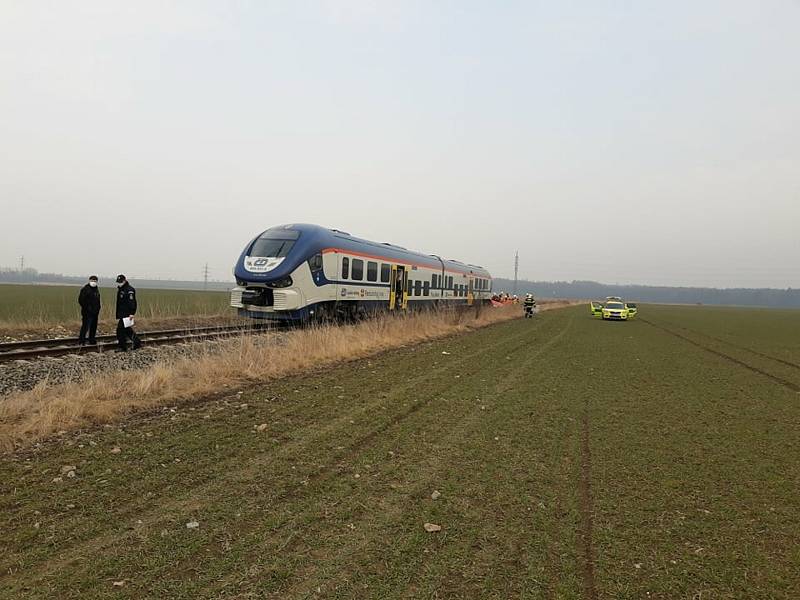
[{"x1": 249, "y1": 230, "x2": 300, "y2": 257}]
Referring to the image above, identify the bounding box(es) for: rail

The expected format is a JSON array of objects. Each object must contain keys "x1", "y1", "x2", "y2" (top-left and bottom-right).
[{"x1": 0, "y1": 324, "x2": 276, "y2": 363}]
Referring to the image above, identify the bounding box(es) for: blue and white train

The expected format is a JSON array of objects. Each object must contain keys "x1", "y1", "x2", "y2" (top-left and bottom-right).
[{"x1": 230, "y1": 223, "x2": 493, "y2": 321}]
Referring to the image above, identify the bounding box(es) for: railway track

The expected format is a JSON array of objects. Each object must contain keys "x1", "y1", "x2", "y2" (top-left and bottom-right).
[{"x1": 0, "y1": 324, "x2": 276, "y2": 363}]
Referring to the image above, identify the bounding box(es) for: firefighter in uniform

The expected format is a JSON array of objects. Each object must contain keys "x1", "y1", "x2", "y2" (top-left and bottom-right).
[
  {"x1": 115, "y1": 274, "x2": 141, "y2": 351},
  {"x1": 523, "y1": 293, "x2": 536, "y2": 317},
  {"x1": 78, "y1": 275, "x2": 101, "y2": 345}
]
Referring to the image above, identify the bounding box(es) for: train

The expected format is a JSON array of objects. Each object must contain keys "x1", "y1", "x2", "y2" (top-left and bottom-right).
[{"x1": 230, "y1": 223, "x2": 494, "y2": 322}]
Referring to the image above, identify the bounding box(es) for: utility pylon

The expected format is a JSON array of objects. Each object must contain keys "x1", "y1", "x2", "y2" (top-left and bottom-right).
[
  {"x1": 203, "y1": 263, "x2": 209, "y2": 289},
  {"x1": 513, "y1": 251, "x2": 519, "y2": 296},
  {"x1": 19, "y1": 256, "x2": 24, "y2": 271}
]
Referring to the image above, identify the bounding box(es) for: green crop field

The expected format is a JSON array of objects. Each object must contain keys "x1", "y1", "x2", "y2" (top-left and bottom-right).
[
  {"x1": 1, "y1": 304, "x2": 799, "y2": 598},
  {"x1": 0, "y1": 284, "x2": 232, "y2": 331}
]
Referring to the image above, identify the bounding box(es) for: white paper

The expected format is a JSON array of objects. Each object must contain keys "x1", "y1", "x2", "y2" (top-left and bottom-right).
[{"x1": 122, "y1": 317, "x2": 135, "y2": 328}]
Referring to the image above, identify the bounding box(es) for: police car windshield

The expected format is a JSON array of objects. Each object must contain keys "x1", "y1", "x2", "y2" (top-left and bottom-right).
[
  {"x1": 249, "y1": 239, "x2": 295, "y2": 258},
  {"x1": 606, "y1": 302, "x2": 624, "y2": 309}
]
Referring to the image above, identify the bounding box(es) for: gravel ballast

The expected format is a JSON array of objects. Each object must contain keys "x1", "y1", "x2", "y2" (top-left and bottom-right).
[{"x1": 0, "y1": 333, "x2": 286, "y2": 397}]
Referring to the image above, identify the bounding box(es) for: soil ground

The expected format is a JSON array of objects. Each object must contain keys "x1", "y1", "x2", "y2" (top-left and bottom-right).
[{"x1": 1, "y1": 304, "x2": 799, "y2": 599}]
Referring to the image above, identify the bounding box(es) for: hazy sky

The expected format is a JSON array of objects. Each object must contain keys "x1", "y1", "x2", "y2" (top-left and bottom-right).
[{"x1": 1, "y1": 1, "x2": 798, "y2": 288}]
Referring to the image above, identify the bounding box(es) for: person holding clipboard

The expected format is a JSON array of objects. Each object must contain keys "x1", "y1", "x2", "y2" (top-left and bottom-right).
[{"x1": 115, "y1": 274, "x2": 141, "y2": 352}]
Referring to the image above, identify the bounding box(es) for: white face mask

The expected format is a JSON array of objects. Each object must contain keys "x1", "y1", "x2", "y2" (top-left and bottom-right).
[{"x1": 89, "y1": 281, "x2": 97, "y2": 287}]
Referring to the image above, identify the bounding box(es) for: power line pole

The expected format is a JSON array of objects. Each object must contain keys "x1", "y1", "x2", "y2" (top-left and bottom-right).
[
  {"x1": 19, "y1": 256, "x2": 24, "y2": 271},
  {"x1": 203, "y1": 263, "x2": 209, "y2": 290},
  {"x1": 513, "y1": 251, "x2": 519, "y2": 296}
]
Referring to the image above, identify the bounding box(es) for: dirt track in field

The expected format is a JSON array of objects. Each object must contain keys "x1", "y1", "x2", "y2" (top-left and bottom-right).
[{"x1": 3, "y1": 304, "x2": 800, "y2": 599}]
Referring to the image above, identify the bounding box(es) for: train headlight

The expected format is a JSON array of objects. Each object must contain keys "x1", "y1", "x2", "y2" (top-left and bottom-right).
[{"x1": 268, "y1": 276, "x2": 293, "y2": 288}]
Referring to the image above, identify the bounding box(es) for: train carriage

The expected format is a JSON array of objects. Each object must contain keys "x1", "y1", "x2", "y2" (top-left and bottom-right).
[{"x1": 231, "y1": 224, "x2": 493, "y2": 322}]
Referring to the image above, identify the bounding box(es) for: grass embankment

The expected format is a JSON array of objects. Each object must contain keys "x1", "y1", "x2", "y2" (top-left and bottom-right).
[
  {"x1": 1, "y1": 304, "x2": 799, "y2": 598},
  {"x1": 0, "y1": 284, "x2": 236, "y2": 339},
  {"x1": 0, "y1": 304, "x2": 542, "y2": 451}
]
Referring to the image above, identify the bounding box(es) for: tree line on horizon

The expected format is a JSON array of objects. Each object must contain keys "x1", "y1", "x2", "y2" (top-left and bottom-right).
[
  {"x1": 1, "y1": 269, "x2": 797, "y2": 308},
  {"x1": 494, "y1": 278, "x2": 800, "y2": 309},
  {"x1": 0, "y1": 268, "x2": 231, "y2": 292}
]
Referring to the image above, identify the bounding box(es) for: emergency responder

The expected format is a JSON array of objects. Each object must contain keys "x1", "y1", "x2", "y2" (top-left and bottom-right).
[
  {"x1": 115, "y1": 274, "x2": 141, "y2": 351},
  {"x1": 523, "y1": 293, "x2": 536, "y2": 317},
  {"x1": 78, "y1": 275, "x2": 101, "y2": 345}
]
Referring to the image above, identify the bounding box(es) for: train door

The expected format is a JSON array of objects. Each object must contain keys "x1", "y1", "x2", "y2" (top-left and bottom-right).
[
  {"x1": 389, "y1": 266, "x2": 408, "y2": 310},
  {"x1": 467, "y1": 277, "x2": 474, "y2": 306}
]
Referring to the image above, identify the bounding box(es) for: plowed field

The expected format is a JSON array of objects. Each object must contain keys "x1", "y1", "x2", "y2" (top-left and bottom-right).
[{"x1": 2, "y1": 304, "x2": 799, "y2": 599}]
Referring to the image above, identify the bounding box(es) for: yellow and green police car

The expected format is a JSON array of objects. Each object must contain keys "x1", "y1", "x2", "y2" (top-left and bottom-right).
[
  {"x1": 602, "y1": 301, "x2": 629, "y2": 320},
  {"x1": 590, "y1": 301, "x2": 604, "y2": 318},
  {"x1": 625, "y1": 302, "x2": 638, "y2": 319}
]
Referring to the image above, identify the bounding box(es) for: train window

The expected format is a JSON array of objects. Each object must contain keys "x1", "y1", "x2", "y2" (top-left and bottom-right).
[
  {"x1": 341, "y1": 257, "x2": 349, "y2": 279},
  {"x1": 423, "y1": 281, "x2": 430, "y2": 296},
  {"x1": 249, "y1": 237, "x2": 296, "y2": 258},
  {"x1": 407, "y1": 279, "x2": 412, "y2": 293},
  {"x1": 415, "y1": 280, "x2": 422, "y2": 296},
  {"x1": 448, "y1": 276, "x2": 453, "y2": 289},
  {"x1": 380, "y1": 263, "x2": 390, "y2": 283},
  {"x1": 308, "y1": 253, "x2": 323, "y2": 273},
  {"x1": 367, "y1": 261, "x2": 378, "y2": 282},
  {"x1": 352, "y1": 259, "x2": 364, "y2": 280}
]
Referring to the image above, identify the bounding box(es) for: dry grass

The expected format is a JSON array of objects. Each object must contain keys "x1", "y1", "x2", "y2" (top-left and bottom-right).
[{"x1": 0, "y1": 304, "x2": 584, "y2": 451}]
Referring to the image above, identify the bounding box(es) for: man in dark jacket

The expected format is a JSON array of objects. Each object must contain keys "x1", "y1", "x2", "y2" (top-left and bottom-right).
[
  {"x1": 78, "y1": 275, "x2": 101, "y2": 345},
  {"x1": 115, "y1": 274, "x2": 141, "y2": 351}
]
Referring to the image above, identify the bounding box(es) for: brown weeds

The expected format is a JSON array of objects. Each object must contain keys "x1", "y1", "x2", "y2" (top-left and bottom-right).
[{"x1": 0, "y1": 302, "x2": 574, "y2": 451}]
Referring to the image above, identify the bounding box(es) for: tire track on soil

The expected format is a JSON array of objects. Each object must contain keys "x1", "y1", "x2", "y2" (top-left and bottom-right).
[
  {"x1": 578, "y1": 403, "x2": 598, "y2": 600},
  {"x1": 641, "y1": 318, "x2": 800, "y2": 393},
  {"x1": 1, "y1": 322, "x2": 539, "y2": 591},
  {"x1": 673, "y1": 323, "x2": 800, "y2": 371},
  {"x1": 12, "y1": 318, "x2": 552, "y2": 596},
  {"x1": 192, "y1": 317, "x2": 569, "y2": 598}
]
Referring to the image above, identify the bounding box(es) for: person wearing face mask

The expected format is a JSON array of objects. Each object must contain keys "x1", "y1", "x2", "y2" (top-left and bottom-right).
[
  {"x1": 78, "y1": 275, "x2": 102, "y2": 345},
  {"x1": 115, "y1": 274, "x2": 141, "y2": 351}
]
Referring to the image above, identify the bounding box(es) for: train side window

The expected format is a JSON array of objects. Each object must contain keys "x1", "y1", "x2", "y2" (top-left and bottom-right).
[
  {"x1": 423, "y1": 281, "x2": 430, "y2": 296},
  {"x1": 367, "y1": 261, "x2": 378, "y2": 282},
  {"x1": 341, "y1": 257, "x2": 349, "y2": 279},
  {"x1": 352, "y1": 259, "x2": 364, "y2": 280},
  {"x1": 448, "y1": 276, "x2": 453, "y2": 289},
  {"x1": 406, "y1": 279, "x2": 412, "y2": 293},
  {"x1": 415, "y1": 280, "x2": 422, "y2": 296},
  {"x1": 380, "y1": 263, "x2": 390, "y2": 283},
  {"x1": 308, "y1": 253, "x2": 323, "y2": 273}
]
